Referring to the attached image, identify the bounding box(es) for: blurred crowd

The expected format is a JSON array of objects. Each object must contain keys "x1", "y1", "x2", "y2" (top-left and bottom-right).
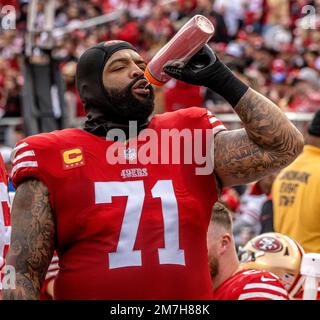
[
  {"x1": 0, "y1": 0, "x2": 320, "y2": 123},
  {"x1": 0, "y1": 0, "x2": 320, "y2": 250}
]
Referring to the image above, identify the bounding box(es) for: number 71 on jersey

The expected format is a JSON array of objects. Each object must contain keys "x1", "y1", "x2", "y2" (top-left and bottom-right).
[{"x1": 95, "y1": 180, "x2": 186, "y2": 269}]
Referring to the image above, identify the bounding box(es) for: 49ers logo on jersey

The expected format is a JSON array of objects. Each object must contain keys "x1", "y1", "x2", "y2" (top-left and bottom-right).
[
  {"x1": 62, "y1": 147, "x2": 85, "y2": 170},
  {"x1": 253, "y1": 236, "x2": 283, "y2": 252}
]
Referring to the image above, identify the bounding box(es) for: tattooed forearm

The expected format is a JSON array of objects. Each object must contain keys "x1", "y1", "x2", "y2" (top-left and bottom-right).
[
  {"x1": 235, "y1": 88, "x2": 304, "y2": 153},
  {"x1": 214, "y1": 88, "x2": 304, "y2": 187},
  {"x1": 215, "y1": 129, "x2": 279, "y2": 185},
  {"x1": 2, "y1": 180, "x2": 55, "y2": 300}
]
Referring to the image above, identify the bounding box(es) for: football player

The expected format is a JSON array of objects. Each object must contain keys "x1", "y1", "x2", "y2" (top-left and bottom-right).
[
  {"x1": 239, "y1": 232, "x2": 320, "y2": 299},
  {"x1": 4, "y1": 40, "x2": 303, "y2": 299},
  {"x1": 208, "y1": 203, "x2": 290, "y2": 300}
]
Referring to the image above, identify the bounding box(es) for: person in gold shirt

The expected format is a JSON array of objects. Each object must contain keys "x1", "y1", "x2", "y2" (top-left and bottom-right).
[{"x1": 273, "y1": 110, "x2": 320, "y2": 253}]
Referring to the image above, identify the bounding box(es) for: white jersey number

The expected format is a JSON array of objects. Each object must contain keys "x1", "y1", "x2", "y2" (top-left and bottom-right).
[{"x1": 95, "y1": 180, "x2": 185, "y2": 269}]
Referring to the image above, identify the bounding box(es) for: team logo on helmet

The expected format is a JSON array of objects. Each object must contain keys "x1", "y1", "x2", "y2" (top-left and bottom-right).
[{"x1": 253, "y1": 236, "x2": 283, "y2": 253}]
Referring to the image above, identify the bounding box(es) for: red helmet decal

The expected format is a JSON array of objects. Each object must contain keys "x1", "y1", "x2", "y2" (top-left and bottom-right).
[{"x1": 253, "y1": 236, "x2": 283, "y2": 252}]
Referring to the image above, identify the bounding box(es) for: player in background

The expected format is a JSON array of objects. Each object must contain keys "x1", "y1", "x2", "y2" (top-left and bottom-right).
[
  {"x1": 208, "y1": 202, "x2": 290, "y2": 300},
  {"x1": 0, "y1": 154, "x2": 11, "y2": 299},
  {"x1": 4, "y1": 40, "x2": 303, "y2": 299},
  {"x1": 239, "y1": 232, "x2": 320, "y2": 299}
]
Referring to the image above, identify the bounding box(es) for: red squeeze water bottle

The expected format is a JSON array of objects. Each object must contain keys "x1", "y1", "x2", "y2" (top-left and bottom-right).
[{"x1": 145, "y1": 15, "x2": 215, "y2": 86}]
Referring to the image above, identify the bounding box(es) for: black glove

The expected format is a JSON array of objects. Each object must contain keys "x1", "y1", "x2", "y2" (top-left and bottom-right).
[
  {"x1": 163, "y1": 44, "x2": 218, "y2": 86},
  {"x1": 163, "y1": 44, "x2": 249, "y2": 108}
]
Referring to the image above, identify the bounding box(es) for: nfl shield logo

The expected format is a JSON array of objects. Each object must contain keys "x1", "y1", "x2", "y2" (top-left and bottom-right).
[{"x1": 124, "y1": 148, "x2": 137, "y2": 161}]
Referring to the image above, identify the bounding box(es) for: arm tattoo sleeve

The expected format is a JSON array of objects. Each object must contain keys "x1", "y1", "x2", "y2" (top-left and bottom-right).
[
  {"x1": 214, "y1": 88, "x2": 304, "y2": 187},
  {"x1": 2, "y1": 180, "x2": 55, "y2": 300}
]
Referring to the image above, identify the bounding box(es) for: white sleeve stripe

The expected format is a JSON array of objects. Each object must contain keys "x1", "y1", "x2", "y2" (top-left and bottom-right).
[
  {"x1": 207, "y1": 110, "x2": 213, "y2": 116},
  {"x1": 10, "y1": 142, "x2": 29, "y2": 162},
  {"x1": 48, "y1": 263, "x2": 59, "y2": 271},
  {"x1": 47, "y1": 269, "x2": 59, "y2": 275},
  {"x1": 211, "y1": 121, "x2": 224, "y2": 129},
  {"x1": 213, "y1": 125, "x2": 226, "y2": 136},
  {"x1": 208, "y1": 116, "x2": 218, "y2": 124},
  {"x1": 239, "y1": 292, "x2": 287, "y2": 300},
  {"x1": 45, "y1": 271, "x2": 59, "y2": 280},
  {"x1": 51, "y1": 257, "x2": 59, "y2": 262},
  {"x1": 47, "y1": 269, "x2": 59, "y2": 274},
  {"x1": 12, "y1": 150, "x2": 36, "y2": 164},
  {"x1": 12, "y1": 161, "x2": 38, "y2": 176},
  {"x1": 244, "y1": 283, "x2": 288, "y2": 295},
  {"x1": 13, "y1": 142, "x2": 29, "y2": 152}
]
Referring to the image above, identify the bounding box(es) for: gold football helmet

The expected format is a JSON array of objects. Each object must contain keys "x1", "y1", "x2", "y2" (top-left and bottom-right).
[{"x1": 239, "y1": 232, "x2": 305, "y2": 296}]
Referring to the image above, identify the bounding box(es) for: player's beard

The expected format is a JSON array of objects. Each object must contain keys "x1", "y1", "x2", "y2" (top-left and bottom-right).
[
  {"x1": 83, "y1": 76, "x2": 155, "y2": 138},
  {"x1": 209, "y1": 255, "x2": 219, "y2": 277},
  {"x1": 104, "y1": 76, "x2": 155, "y2": 125}
]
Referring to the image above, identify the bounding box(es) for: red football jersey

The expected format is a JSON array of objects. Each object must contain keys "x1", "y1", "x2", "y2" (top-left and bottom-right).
[
  {"x1": 0, "y1": 154, "x2": 11, "y2": 296},
  {"x1": 11, "y1": 107, "x2": 225, "y2": 299},
  {"x1": 212, "y1": 269, "x2": 290, "y2": 300}
]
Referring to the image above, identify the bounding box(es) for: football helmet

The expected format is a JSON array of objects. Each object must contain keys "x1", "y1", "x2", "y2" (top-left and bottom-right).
[{"x1": 239, "y1": 232, "x2": 305, "y2": 296}]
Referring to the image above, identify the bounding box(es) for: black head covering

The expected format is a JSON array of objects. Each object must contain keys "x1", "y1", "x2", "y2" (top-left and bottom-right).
[
  {"x1": 76, "y1": 40, "x2": 150, "y2": 137},
  {"x1": 76, "y1": 40, "x2": 137, "y2": 112},
  {"x1": 308, "y1": 110, "x2": 320, "y2": 137}
]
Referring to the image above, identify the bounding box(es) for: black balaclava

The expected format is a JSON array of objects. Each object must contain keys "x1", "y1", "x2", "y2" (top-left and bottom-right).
[{"x1": 76, "y1": 40, "x2": 154, "y2": 138}]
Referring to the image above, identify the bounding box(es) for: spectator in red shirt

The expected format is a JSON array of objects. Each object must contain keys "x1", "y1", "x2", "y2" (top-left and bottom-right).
[
  {"x1": 164, "y1": 79, "x2": 204, "y2": 112},
  {"x1": 111, "y1": 11, "x2": 139, "y2": 47}
]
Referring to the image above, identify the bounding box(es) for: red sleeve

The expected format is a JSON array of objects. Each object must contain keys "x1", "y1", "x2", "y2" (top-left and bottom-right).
[
  {"x1": 238, "y1": 270, "x2": 290, "y2": 300},
  {"x1": 40, "y1": 252, "x2": 59, "y2": 300},
  {"x1": 174, "y1": 107, "x2": 226, "y2": 136},
  {"x1": 11, "y1": 140, "x2": 43, "y2": 189},
  {"x1": 204, "y1": 109, "x2": 227, "y2": 137},
  {"x1": 11, "y1": 133, "x2": 59, "y2": 212},
  {"x1": 45, "y1": 252, "x2": 59, "y2": 282}
]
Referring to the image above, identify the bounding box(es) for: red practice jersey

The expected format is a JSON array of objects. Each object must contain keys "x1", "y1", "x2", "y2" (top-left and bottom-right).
[
  {"x1": 11, "y1": 107, "x2": 225, "y2": 300},
  {"x1": 212, "y1": 269, "x2": 290, "y2": 300},
  {"x1": 0, "y1": 154, "x2": 11, "y2": 296}
]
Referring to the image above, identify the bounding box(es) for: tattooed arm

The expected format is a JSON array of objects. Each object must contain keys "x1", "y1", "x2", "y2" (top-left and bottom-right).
[
  {"x1": 2, "y1": 180, "x2": 55, "y2": 300},
  {"x1": 214, "y1": 88, "x2": 304, "y2": 187}
]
